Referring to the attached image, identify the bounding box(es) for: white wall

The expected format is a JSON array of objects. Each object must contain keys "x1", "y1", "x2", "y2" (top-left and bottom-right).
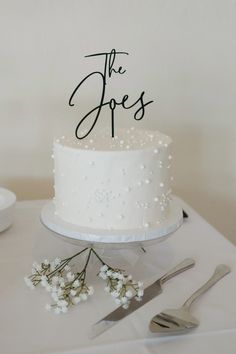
[{"x1": 0, "y1": 0, "x2": 235, "y2": 242}]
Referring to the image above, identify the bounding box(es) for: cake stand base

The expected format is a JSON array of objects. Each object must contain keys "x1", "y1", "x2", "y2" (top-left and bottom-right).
[{"x1": 40, "y1": 196, "x2": 183, "y2": 250}]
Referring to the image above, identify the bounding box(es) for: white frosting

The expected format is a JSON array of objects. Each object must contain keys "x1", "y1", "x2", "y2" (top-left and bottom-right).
[{"x1": 53, "y1": 128, "x2": 172, "y2": 231}]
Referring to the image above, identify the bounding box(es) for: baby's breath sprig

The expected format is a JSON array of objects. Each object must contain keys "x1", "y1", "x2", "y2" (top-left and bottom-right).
[
  {"x1": 92, "y1": 249, "x2": 144, "y2": 309},
  {"x1": 47, "y1": 248, "x2": 94, "y2": 314},
  {"x1": 24, "y1": 248, "x2": 88, "y2": 290},
  {"x1": 24, "y1": 247, "x2": 144, "y2": 313}
]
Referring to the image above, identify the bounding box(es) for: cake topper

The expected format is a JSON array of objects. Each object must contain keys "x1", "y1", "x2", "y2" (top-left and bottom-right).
[{"x1": 69, "y1": 49, "x2": 153, "y2": 139}]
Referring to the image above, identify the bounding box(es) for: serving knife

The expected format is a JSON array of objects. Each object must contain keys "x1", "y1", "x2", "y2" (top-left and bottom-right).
[{"x1": 90, "y1": 258, "x2": 195, "y2": 338}]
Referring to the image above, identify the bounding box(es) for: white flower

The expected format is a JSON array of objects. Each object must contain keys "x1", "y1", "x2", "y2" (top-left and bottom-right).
[
  {"x1": 111, "y1": 291, "x2": 119, "y2": 298},
  {"x1": 100, "y1": 264, "x2": 108, "y2": 272},
  {"x1": 137, "y1": 289, "x2": 144, "y2": 297},
  {"x1": 127, "y1": 275, "x2": 132, "y2": 281},
  {"x1": 112, "y1": 272, "x2": 119, "y2": 279},
  {"x1": 73, "y1": 280, "x2": 80, "y2": 288},
  {"x1": 135, "y1": 296, "x2": 142, "y2": 302},
  {"x1": 72, "y1": 296, "x2": 81, "y2": 304},
  {"x1": 54, "y1": 257, "x2": 61, "y2": 266},
  {"x1": 70, "y1": 289, "x2": 77, "y2": 297},
  {"x1": 41, "y1": 279, "x2": 48, "y2": 288},
  {"x1": 57, "y1": 300, "x2": 68, "y2": 307},
  {"x1": 99, "y1": 272, "x2": 107, "y2": 280},
  {"x1": 117, "y1": 273, "x2": 124, "y2": 280},
  {"x1": 43, "y1": 259, "x2": 49, "y2": 266},
  {"x1": 66, "y1": 272, "x2": 75, "y2": 281},
  {"x1": 24, "y1": 277, "x2": 35, "y2": 290},
  {"x1": 50, "y1": 263, "x2": 55, "y2": 271},
  {"x1": 122, "y1": 303, "x2": 129, "y2": 309},
  {"x1": 52, "y1": 276, "x2": 59, "y2": 285},
  {"x1": 88, "y1": 286, "x2": 94, "y2": 296},
  {"x1": 104, "y1": 286, "x2": 110, "y2": 292},
  {"x1": 116, "y1": 281, "x2": 123, "y2": 290},
  {"x1": 80, "y1": 293, "x2": 88, "y2": 301},
  {"x1": 125, "y1": 290, "x2": 133, "y2": 298},
  {"x1": 57, "y1": 288, "x2": 63, "y2": 296},
  {"x1": 61, "y1": 306, "x2": 68, "y2": 313},
  {"x1": 32, "y1": 262, "x2": 38, "y2": 269},
  {"x1": 121, "y1": 296, "x2": 128, "y2": 304},
  {"x1": 137, "y1": 281, "x2": 143, "y2": 288},
  {"x1": 45, "y1": 304, "x2": 51, "y2": 311},
  {"x1": 115, "y1": 298, "x2": 121, "y2": 305},
  {"x1": 58, "y1": 277, "x2": 65, "y2": 287},
  {"x1": 51, "y1": 293, "x2": 59, "y2": 301},
  {"x1": 35, "y1": 263, "x2": 42, "y2": 272}
]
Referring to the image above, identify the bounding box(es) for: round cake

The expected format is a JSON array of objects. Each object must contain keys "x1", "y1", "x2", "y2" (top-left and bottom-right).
[{"x1": 52, "y1": 127, "x2": 173, "y2": 232}]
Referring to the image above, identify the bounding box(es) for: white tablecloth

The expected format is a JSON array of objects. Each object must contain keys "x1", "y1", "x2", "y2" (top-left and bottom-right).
[{"x1": 0, "y1": 198, "x2": 236, "y2": 354}]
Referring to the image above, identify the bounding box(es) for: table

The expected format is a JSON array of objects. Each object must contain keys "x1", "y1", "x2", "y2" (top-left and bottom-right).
[{"x1": 0, "y1": 198, "x2": 236, "y2": 354}]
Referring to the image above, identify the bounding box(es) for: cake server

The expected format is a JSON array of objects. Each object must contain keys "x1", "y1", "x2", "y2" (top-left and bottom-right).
[
  {"x1": 149, "y1": 264, "x2": 230, "y2": 334},
  {"x1": 90, "y1": 258, "x2": 195, "y2": 339}
]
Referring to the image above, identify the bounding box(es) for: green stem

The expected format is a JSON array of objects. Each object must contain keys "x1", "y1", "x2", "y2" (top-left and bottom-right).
[
  {"x1": 91, "y1": 248, "x2": 105, "y2": 265},
  {"x1": 48, "y1": 247, "x2": 89, "y2": 279}
]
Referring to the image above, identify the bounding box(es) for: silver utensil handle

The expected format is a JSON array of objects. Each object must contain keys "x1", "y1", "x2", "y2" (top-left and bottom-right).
[
  {"x1": 160, "y1": 258, "x2": 195, "y2": 284},
  {"x1": 182, "y1": 264, "x2": 230, "y2": 310}
]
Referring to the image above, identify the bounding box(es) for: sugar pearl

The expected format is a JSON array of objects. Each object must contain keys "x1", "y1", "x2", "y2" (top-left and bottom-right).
[
  {"x1": 144, "y1": 222, "x2": 150, "y2": 228},
  {"x1": 145, "y1": 179, "x2": 151, "y2": 184},
  {"x1": 168, "y1": 155, "x2": 172, "y2": 160},
  {"x1": 140, "y1": 164, "x2": 145, "y2": 170},
  {"x1": 118, "y1": 214, "x2": 124, "y2": 219},
  {"x1": 154, "y1": 149, "x2": 159, "y2": 154},
  {"x1": 160, "y1": 182, "x2": 164, "y2": 187},
  {"x1": 154, "y1": 197, "x2": 159, "y2": 202}
]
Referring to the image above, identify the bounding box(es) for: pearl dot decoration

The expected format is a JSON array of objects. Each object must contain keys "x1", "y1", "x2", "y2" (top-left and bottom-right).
[
  {"x1": 145, "y1": 179, "x2": 151, "y2": 184},
  {"x1": 53, "y1": 128, "x2": 173, "y2": 231}
]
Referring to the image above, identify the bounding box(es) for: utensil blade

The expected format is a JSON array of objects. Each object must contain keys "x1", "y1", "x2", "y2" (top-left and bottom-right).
[
  {"x1": 91, "y1": 258, "x2": 195, "y2": 338},
  {"x1": 90, "y1": 280, "x2": 162, "y2": 338},
  {"x1": 89, "y1": 319, "x2": 115, "y2": 339}
]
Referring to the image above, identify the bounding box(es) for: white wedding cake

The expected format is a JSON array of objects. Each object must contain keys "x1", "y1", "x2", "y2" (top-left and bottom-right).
[{"x1": 52, "y1": 127, "x2": 173, "y2": 232}]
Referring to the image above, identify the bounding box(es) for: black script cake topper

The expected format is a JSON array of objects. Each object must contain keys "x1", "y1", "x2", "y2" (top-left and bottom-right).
[{"x1": 69, "y1": 49, "x2": 154, "y2": 139}]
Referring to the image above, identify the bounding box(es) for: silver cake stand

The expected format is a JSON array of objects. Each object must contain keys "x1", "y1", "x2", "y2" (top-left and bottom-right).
[{"x1": 40, "y1": 197, "x2": 183, "y2": 250}]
